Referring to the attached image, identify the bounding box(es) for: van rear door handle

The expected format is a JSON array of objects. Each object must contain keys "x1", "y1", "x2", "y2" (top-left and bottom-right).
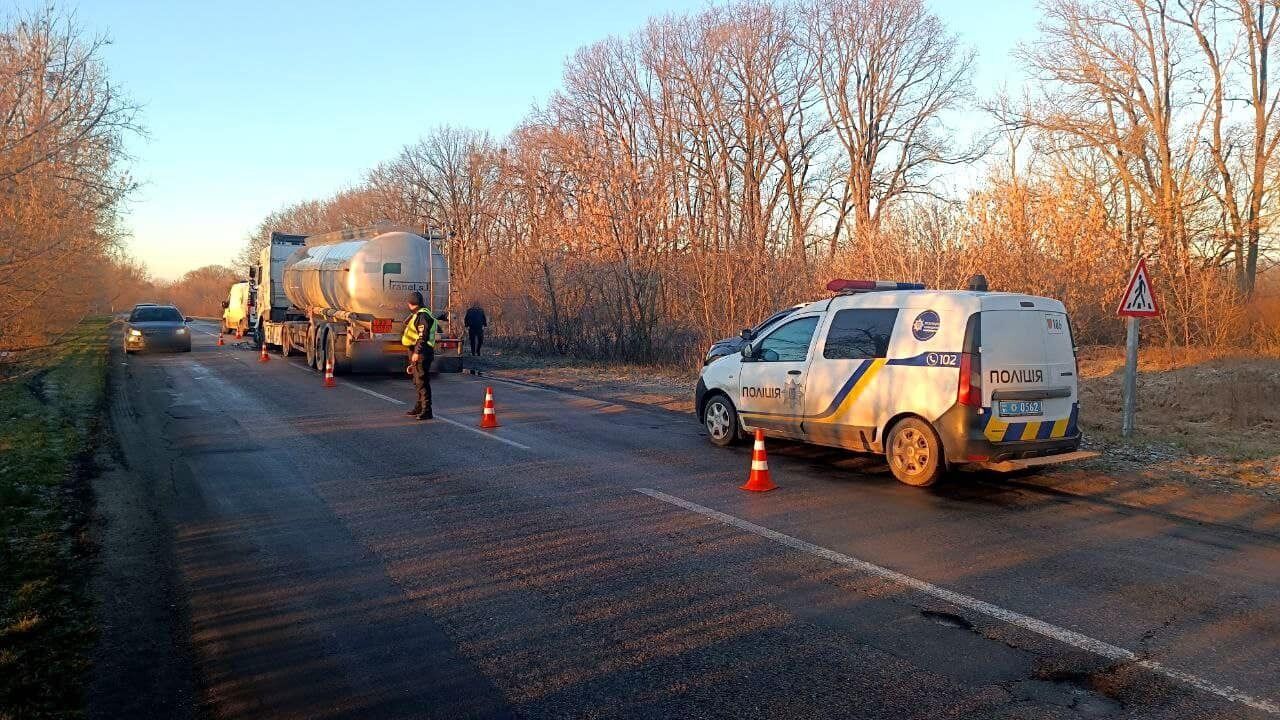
[{"x1": 788, "y1": 370, "x2": 802, "y2": 375}]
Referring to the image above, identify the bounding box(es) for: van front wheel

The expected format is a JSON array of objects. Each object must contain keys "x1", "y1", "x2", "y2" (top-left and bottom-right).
[
  {"x1": 703, "y1": 395, "x2": 740, "y2": 447},
  {"x1": 886, "y1": 417, "x2": 943, "y2": 487}
]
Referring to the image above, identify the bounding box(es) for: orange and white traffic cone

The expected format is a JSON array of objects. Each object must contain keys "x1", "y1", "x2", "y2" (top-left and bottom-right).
[
  {"x1": 323, "y1": 356, "x2": 336, "y2": 388},
  {"x1": 479, "y1": 386, "x2": 500, "y2": 429},
  {"x1": 740, "y1": 429, "x2": 777, "y2": 492},
  {"x1": 235, "y1": 328, "x2": 242, "y2": 340},
  {"x1": 216, "y1": 334, "x2": 224, "y2": 346},
  {"x1": 258, "y1": 342, "x2": 269, "y2": 363}
]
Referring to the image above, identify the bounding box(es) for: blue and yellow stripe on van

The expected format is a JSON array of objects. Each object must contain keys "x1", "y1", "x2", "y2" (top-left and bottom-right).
[
  {"x1": 982, "y1": 403, "x2": 1078, "y2": 443},
  {"x1": 808, "y1": 358, "x2": 887, "y2": 420}
]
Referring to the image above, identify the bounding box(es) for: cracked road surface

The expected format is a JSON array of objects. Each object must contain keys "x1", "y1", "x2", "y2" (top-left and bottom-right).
[{"x1": 94, "y1": 322, "x2": 1280, "y2": 719}]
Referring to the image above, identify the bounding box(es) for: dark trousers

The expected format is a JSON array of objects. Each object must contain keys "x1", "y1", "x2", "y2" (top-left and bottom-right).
[
  {"x1": 468, "y1": 328, "x2": 484, "y2": 356},
  {"x1": 412, "y1": 350, "x2": 433, "y2": 415}
]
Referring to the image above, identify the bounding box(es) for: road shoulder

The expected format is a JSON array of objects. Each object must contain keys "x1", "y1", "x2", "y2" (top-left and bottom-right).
[{"x1": 87, "y1": 333, "x2": 198, "y2": 719}]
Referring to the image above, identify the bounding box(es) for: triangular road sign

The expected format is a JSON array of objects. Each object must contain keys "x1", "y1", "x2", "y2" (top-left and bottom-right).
[{"x1": 1117, "y1": 258, "x2": 1161, "y2": 317}]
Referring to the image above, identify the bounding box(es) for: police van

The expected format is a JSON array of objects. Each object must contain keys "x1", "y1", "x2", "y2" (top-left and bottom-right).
[{"x1": 695, "y1": 279, "x2": 1091, "y2": 487}]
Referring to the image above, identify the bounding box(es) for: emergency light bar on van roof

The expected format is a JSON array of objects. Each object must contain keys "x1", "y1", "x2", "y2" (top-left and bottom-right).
[{"x1": 826, "y1": 279, "x2": 926, "y2": 293}]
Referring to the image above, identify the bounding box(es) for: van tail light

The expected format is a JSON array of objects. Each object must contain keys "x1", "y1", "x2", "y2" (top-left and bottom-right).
[{"x1": 957, "y1": 352, "x2": 982, "y2": 407}]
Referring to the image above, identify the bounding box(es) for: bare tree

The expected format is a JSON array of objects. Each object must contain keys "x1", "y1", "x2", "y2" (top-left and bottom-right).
[
  {"x1": 240, "y1": 0, "x2": 1280, "y2": 358},
  {"x1": 808, "y1": 0, "x2": 977, "y2": 256},
  {"x1": 1176, "y1": 0, "x2": 1280, "y2": 294},
  {"x1": 0, "y1": 7, "x2": 140, "y2": 352},
  {"x1": 1231, "y1": 0, "x2": 1279, "y2": 294}
]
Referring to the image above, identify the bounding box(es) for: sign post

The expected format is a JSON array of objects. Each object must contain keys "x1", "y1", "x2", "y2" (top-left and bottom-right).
[
  {"x1": 1116, "y1": 258, "x2": 1161, "y2": 437},
  {"x1": 1122, "y1": 317, "x2": 1140, "y2": 437}
]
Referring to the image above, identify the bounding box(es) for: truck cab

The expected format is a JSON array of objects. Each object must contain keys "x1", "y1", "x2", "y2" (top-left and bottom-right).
[{"x1": 695, "y1": 280, "x2": 1086, "y2": 486}]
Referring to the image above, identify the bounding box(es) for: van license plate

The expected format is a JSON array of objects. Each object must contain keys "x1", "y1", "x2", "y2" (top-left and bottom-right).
[{"x1": 999, "y1": 401, "x2": 1043, "y2": 417}]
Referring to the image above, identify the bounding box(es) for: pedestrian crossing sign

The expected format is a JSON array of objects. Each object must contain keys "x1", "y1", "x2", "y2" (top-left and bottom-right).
[{"x1": 1117, "y1": 258, "x2": 1161, "y2": 317}]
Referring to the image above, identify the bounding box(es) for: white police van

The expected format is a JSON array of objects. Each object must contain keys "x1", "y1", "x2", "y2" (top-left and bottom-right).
[{"x1": 695, "y1": 280, "x2": 1090, "y2": 486}]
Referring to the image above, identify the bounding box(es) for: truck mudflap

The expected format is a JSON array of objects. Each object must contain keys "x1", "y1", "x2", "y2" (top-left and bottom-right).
[
  {"x1": 431, "y1": 355, "x2": 463, "y2": 373},
  {"x1": 432, "y1": 337, "x2": 464, "y2": 373}
]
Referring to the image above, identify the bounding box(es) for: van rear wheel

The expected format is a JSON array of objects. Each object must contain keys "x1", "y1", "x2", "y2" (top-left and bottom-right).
[{"x1": 886, "y1": 417, "x2": 943, "y2": 487}]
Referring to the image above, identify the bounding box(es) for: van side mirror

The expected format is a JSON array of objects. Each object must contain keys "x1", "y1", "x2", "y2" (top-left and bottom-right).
[
  {"x1": 184, "y1": 316, "x2": 193, "y2": 322},
  {"x1": 741, "y1": 344, "x2": 755, "y2": 361},
  {"x1": 248, "y1": 267, "x2": 257, "y2": 280},
  {"x1": 221, "y1": 300, "x2": 229, "y2": 309}
]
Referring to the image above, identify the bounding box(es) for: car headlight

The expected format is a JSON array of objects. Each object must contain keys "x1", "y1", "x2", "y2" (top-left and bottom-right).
[
  {"x1": 129, "y1": 329, "x2": 142, "y2": 337},
  {"x1": 176, "y1": 328, "x2": 187, "y2": 334}
]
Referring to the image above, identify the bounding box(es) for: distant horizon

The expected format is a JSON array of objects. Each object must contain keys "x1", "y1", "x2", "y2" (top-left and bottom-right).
[{"x1": 74, "y1": 0, "x2": 1036, "y2": 281}]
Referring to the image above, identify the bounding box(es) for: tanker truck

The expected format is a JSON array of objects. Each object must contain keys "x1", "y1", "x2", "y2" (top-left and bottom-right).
[{"x1": 250, "y1": 223, "x2": 463, "y2": 374}]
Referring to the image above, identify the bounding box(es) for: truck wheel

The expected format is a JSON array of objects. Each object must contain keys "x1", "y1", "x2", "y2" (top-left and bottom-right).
[
  {"x1": 886, "y1": 417, "x2": 943, "y2": 487},
  {"x1": 703, "y1": 394, "x2": 740, "y2": 447},
  {"x1": 326, "y1": 333, "x2": 345, "y2": 375},
  {"x1": 307, "y1": 327, "x2": 321, "y2": 370},
  {"x1": 314, "y1": 331, "x2": 326, "y2": 371}
]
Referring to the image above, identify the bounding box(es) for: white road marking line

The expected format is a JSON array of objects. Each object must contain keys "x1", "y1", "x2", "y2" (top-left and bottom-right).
[
  {"x1": 432, "y1": 415, "x2": 532, "y2": 450},
  {"x1": 346, "y1": 383, "x2": 406, "y2": 405},
  {"x1": 286, "y1": 362, "x2": 315, "y2": 375},
  {"x1": 481, "y1": 374, "x2": 567, "y2": 395},
  {"x1": 482, "y1": 374, "x2": 611, "y2": 404},
  {"x1": 284, "y1": 362, "x2": 532, "y2": 450},
  {"x1": 634, "y1": 488, "x2": 1279, "y2": 716},
  {"x1": 479, "y1": 372, "x2": 689, "y2": 420}
]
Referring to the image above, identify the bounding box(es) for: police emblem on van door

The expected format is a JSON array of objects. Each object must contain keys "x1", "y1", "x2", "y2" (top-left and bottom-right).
[
  {"x1": 784, "y1": 373, "x2": 804, "y2": 411},
  {"x1": 912, "y1": 310, "x2": 940, "y2": 341}
]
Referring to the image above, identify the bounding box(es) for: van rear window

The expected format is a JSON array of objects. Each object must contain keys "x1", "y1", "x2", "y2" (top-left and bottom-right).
[{"x1": 823, "y1": 309, "x2": 898, "y2": 359}]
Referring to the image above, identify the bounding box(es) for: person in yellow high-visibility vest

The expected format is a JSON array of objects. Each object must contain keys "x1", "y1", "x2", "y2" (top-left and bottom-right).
[{"x1": 401, "y1": 290, "x2": 439, "y2": 420}]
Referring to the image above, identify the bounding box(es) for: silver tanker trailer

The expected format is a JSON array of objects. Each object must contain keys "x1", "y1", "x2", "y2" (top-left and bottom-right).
[{"x1": 250, "y1": 223, "x2": 462, "y2": 374}]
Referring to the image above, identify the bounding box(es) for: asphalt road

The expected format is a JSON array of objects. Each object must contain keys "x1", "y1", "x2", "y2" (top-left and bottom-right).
[{"x1": 93, "y1": 320, "x2": 1280, "y2": 719}]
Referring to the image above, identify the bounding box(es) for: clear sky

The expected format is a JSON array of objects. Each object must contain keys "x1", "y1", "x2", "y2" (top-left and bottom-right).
[{"x1": 70, "y1": 0, "x2": 1039, "y2": 280}]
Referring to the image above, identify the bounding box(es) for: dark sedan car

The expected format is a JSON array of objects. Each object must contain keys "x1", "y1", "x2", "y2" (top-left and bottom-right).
[
  {"x1": 702, "y1": 303, "x2": 807, "y2": 366},
  {"x1": 124, "y1": 305, "x2": 193, "y2": 353}
]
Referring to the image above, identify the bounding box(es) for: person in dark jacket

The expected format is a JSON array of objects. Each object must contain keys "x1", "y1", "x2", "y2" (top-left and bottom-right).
[
  {"x1": 401, "y1": 291, "x2": 439, "y2": 420},
  {"x1": 463, "y1": 301, "x2": 487, "y2": 356}
]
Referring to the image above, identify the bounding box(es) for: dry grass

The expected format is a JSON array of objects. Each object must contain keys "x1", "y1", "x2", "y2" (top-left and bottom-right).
[{"x1": 1078, "y1": 346, "x2": 1280, "y2": 460}]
